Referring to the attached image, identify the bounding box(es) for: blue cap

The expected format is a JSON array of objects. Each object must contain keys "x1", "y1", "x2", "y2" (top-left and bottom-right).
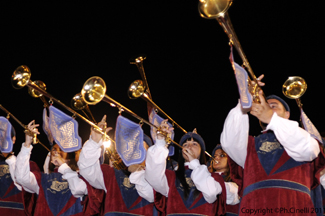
[
  {"x1": 211, "y1": 144, "x2": 222, "y2": 157},
  {"x1": 179, "y1": 129, "x2": 205, "y2": 152},
  {"x1": 266, "y1": 95, "x2": 290, "y2": 112}
]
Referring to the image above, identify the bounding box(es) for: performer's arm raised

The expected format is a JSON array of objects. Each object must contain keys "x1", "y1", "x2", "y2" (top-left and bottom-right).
[{"x1": 78, "y1": 115, "x2": 111, "y2": 192}]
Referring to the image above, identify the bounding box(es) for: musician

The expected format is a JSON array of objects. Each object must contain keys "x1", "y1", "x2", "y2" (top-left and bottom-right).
[
  {"x1": 0, "y1": 126, "x2": 29, "y2": 215},
  {"x1": 78, "y1": 115, "x2": 158, "y2": 215},
  {"x1": 208, "y1": 144, "x2": 240, "y2": 216},
  {"x1": 15, "y1": 120, "x2": 85, "y2": 216},
  {"x1": 145, "y1": 123, "x2": 227, "y2": 216},
  {"x1": 220, "y1": 76, "x2": 325, "y2": 215}
]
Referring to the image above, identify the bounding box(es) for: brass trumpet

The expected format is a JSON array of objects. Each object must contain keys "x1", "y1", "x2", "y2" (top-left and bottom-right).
[
  {"x1": 81, "y1": 76, "x2": 183, "y2": 149},
  {"x1": 282, "y1": 76, "x2": 307, "y2": 108},
  {"x1": 11, "y1": 65, "x2": 114, "y2": 146},
  {"x1": 128, "y1": 56, "x2": 187, "y2": 134},
  {"x1": 198, "y1": 0, "x2": 262, "y2": 102},
  {"x1": 28, "y1": 80, "x2": 50, "y2": 107},
  {"x1": 70, "y1": 93, "x2": 125, "y2": 170},
  {"x1": 71, "y1": 93, "x2": 97, "y2": 123}
]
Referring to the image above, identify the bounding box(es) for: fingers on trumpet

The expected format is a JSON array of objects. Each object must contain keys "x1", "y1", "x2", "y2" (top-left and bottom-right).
[
  {"x1": 25, "y1": 120, "x2": 40, "y2": 136},
  {"x1": 157, "y1": 119, "x2": 174, "y2": 141}
]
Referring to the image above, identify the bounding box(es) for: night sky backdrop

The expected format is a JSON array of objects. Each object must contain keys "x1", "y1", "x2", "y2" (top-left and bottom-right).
[{"x1": 2, "y1": 1, "x2": 325, "y2": 169}]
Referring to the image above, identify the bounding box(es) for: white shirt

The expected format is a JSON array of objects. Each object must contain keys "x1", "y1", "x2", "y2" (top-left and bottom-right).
[
  {"x1": 220, "y1": 101, "x2": 320, "y2": 168},
  {"x1": 15, "y1": 144, "x2": 87, "y2": 198},
  {"x1": 5, "y1": 155, "x2": 22, "y2": 191},
  {"x1": 78, "y1": 136, "x2": 154, "y2": 202},
  {"x1": 145, "y1": 139, "x2": 239, "y2": 204}
]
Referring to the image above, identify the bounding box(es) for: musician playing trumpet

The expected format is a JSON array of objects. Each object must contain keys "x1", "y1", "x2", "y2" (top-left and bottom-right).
[
  {"x1": 220, "y1": 75, "x2": 325, "y2": 216},
  {"x1": 145, "y1": 121, "x2": 236, "y2": 216},
  {"x1": 15, "y1": 120, "x2": 85, "y2": 215},
  {"x1": 78, "y1": 115, "x2": 157, "y2": 215}
]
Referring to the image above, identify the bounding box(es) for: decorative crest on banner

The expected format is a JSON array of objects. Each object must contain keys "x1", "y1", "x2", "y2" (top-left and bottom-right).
[
  {"x1": 0, "y1": 117, "x2": 13, "y2": 153},
  {"x1": 43, "y1": 108, "x2": 54, "y2": 145},
  {"x1": 48, "y1": 106, "x2": 82, "y2": 152},
  {"x1": 300, "y1": 109, "x2": 323, "y2": 144},
  {"x1": 115, "y1": 115, "x2": 145, "y2": 167},
  {"x1": 149, "y1": 109, "x2": 175, "y2": 156},
  {"x1": 229, "y1": 46, "x2": 252, "y2": 109}
]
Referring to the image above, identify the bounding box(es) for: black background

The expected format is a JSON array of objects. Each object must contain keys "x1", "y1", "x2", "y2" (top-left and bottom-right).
[{"x1": 2, "y1": 1, "x2": 325, "y2": 169}]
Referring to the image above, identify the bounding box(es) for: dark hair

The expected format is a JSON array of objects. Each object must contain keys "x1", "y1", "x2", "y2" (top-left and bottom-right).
[
  {"x1": 208, "y1": 148, "x2": 231, "y2": 182},
  {"x1": 11, "y1": 126, "x2": 16, "y2": 139},
  {"x1": 175, "y1": 138, "x2": 206, "y2": 199}
]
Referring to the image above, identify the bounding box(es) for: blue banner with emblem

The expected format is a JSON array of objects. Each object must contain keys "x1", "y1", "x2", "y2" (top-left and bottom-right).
[
  {"x1": 48, "y1": 106, "x2": 82, "y2": 152},
  {"x1": 229, "y1": 46, "x2": 252, "y2": 109},
  {"x1": 0, "y1": 117, "x2": 13, "y2": 153},
  {"x1": 301, "y1": 109, "x2": 323, "y2": 144},
  {"x1": 115, "y1": 115, "x2": 146, "y2": 167},
  {"x1": 148, "y1": 109, "x2": 175, "y2": 156},
  {"x1": 43, "y1": 108, "x2": 54, "y2": 145}
]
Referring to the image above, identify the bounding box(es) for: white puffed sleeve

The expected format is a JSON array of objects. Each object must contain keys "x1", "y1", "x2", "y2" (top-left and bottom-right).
[
  {"x1": 15, "y1": 144, "x2": 39, "y2": 194},
  {"x1": 145, "y1": 139, "x2": 169, "y2": 197},
  {"x1": 78, "y1": 136, "x2": 107, "y2": 192}
]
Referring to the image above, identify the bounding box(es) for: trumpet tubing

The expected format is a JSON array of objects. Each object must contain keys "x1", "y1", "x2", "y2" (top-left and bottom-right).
[{"x1": 198, "y1": 0, "x2": 262, "y2": 102}]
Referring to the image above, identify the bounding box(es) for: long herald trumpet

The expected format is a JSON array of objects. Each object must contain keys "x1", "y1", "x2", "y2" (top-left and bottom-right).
[
  {"x1": 0, "y1": 104, "x2": 50, "y2": 152},
  {"x1": 11, "y1": 65, "x2": 114, "y2": 144},
  {"x1": 70, "y1": 93, "x2": 126, "y2": 170},
  {"x1": 128, "y1": 56, "x2": 188, "y2": 134},
  {"x1": 81, "y1": 76, "x2": 183, "y2": 149},
  {"x1": 198, "y1": 0, "x2": 262, "y2": 102}
]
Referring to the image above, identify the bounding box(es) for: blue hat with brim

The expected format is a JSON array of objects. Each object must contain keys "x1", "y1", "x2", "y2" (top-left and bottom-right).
[
  {"x1": 266, "y1": 95, "x2": 290, "y2": 112},
  {"x1": 211, "y1": 144, "x2": 222, "y2": 157},
  {"x1": 179, "y1": 130, "x2": 205, "y2": 152}
]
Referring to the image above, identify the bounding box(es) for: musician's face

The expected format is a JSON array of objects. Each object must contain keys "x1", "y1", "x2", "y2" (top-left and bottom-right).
[
  {"x1": 182, "y1": 138, "x2": 201, "y2": 162},
  {"x1": 51, "y1": 144, "x2": 68, "y2": 160},
  {"x1": 212, "y1": 149, "x2": 228, "y2": 173},
  {"x1": 267, "y1": 99, "x2": 290, "y2": 119}
]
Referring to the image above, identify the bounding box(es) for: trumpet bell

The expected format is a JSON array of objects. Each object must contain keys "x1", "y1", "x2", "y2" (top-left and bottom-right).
[
  {"x1": 198, "y1": 0, "x2": 233, "y2": 19},
  {"x1": 81, "y1": 76, "x2": 106, "y2": 105},
  {"x1": 71, "y1": 93, "x2": 87, "y2": 110},
  {"x1": 12, "y1": 65, "x2": 31, "y2": 89},
  {"x1": 128, "y1": 80, "x2": 145, "y2": 99},
  {"x1": 28, "y1": 80, "x2": 46, "y2": 98},
  {"x1": 282, "y1": 76, "x2": 307, "y2": 99}
]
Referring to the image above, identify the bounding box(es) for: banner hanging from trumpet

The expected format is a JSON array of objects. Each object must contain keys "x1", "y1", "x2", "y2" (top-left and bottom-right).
[
  {"x1": 229, "y1": 46, "x2": 252, "y2": 109},
  {"x1": 0, "y1": 117, "x2": 14, "y2": 153},
  {"x1": 49, "y1": 106, "x2": 82, "y2": 152},
  {"x1": 300, "y1": 109, "x2": 323, "y2": 144},
  {"x1": 43, "y1": 108, "x2": 54, "y2": 145},
  {"x1": 149, "y1": 108, "x2": 175, "y2": 156},
  {"x1": 115, "y1": 115, "x2": 146, "y2": 167}
]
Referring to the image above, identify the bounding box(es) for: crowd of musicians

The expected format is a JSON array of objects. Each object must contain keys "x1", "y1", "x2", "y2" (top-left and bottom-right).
[{"x1": 1, "y1": 74, "x2": 325, "y2": 216}]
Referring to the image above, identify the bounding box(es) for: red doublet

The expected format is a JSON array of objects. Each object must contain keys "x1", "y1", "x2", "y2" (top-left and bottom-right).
[
  {"x1": 229, "y1": 133, "x2": 325, "y2": 216},
  {"x1": 98, "y1": 164, "x2": 156, "y2": 215},
  {"x1": 23, "y1": 164, "x2": 83, "y2": 216},
  {"x1": 0, "y1": 160, "x2": 27, "y2": 216},
  {"x1": 155, "y1": 169, "x2": 227, "y2": 216}
]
